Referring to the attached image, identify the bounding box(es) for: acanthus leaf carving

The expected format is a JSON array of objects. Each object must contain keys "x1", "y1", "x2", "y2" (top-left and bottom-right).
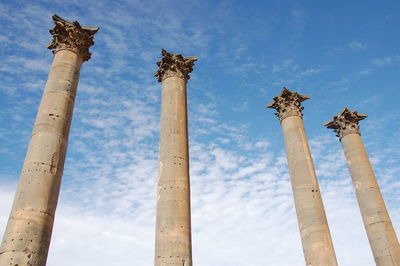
[
  {"x1": 267, "y1": 87, "x2": 310, "y2": 121},
  {"x1": 48, "y1": 14, "x2": 99, "y2": 62},
  {"x1": 154, "y1": 49, "x2": 198, "y2": 82},
  {"x1": 324, "y1": 107, "x2": 367, "y2": 140}
]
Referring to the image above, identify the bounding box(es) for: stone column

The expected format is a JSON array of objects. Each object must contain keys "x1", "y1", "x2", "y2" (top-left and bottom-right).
[
  {"x1": 154, "y1": 49, "x2": 197, "y2": 266},
  {"x1": 267, "y1": 88, "x2": 338, "y2": 266},
  {"x1": 325, "y1": 107, "x2": 400, "y2": 265},
  {"x1": 0, "y1": 15, "x2": 98, "y2": 266}
]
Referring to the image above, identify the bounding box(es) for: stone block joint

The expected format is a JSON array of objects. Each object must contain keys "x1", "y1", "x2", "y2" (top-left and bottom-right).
[
  {"x1": 325, "y1": 107, "x2": 400, "y2": 265},
  {"x1": 267, "y1": 88, "x2": 338, "y2": 266},
  {"x1": 154, "y1": 49, "x2": 195, "y2": 266},
  {"x1": 0, "y1": 15, "x2": 98, "y2": 266}
]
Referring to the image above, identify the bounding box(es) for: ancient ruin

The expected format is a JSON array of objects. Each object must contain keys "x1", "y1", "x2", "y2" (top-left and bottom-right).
[
  {"x1": 1, "y1": 12, "x2": 399, "y2": 266},
  {"x1": 154, "y1": 49, "x2": 197, "y2": 266},
  {"x1": 325, "y1": 107, "x2": 400, "y2": 265},
  {"x1": 267, "y1": 88, "x2": 338, "y2": 265},
  {"x1": 0, "y1": 15, "x2": 98, "y2": 265}
]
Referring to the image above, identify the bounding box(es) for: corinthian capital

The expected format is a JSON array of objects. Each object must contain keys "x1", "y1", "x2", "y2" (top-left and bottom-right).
[
  {"x1": 48, "y1": 15, "x2": 99, "y2": 62},
  {"x1": 267, "y1": 87, "x2": 310, "y2": 121},
  {"x1": 154, "y1": 49, "x2": 198, "y2": 82},
  {"x1": 324, "y1": 107, "x2": 367, "y2": 140}
]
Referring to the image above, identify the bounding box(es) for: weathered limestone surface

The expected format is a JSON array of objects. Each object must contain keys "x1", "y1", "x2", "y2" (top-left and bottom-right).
[
  {"x1": 268, "y1": 88, "x2": 338, "y2": 266},
  {"x1": 0, "y1": 15, "x2": 98, "y2": 266},
  {"x1": 325, "y1": 108, "x2": 400, "y2": 266},
  {"x1": 154, "y1": 49, "x2": 197, "y2": 266}
]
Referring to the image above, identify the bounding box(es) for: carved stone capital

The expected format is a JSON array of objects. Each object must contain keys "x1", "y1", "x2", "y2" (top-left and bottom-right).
[
  {"x1": 48, "y1": 15, "x2": 99, "y2": 62},
  {"x1": 324, "y1": 107, "x2": 367, "y2": 140},
  {"x1": 266, "y1": 87, "x2": 310, "y2": 121},
  {"x1": 154, "y1": 49, "x2": 198, "y2": 82}
]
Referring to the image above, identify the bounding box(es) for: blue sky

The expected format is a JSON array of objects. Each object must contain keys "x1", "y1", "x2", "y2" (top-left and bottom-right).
[{"x1": 1, "y1": 0, "x2": 400, "y2": 265}]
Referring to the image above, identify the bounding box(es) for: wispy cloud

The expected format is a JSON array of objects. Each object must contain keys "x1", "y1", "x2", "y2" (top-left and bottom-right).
[
  {"x1": 1, "y1": 1, "x2": 400, "y2": 266},
  {"x1": 297, "y1": 68, "x2": 322, "y2": 77},
  {"x1": 272, "y1": 59, "x2": 298, "y2": 73},
  {"x1": 359, "y1": 54, "x2": 400, "y2": 76},
  {"x1": 4, "y1": 131, "x2": 396, "y2": 265},
  {"x1": 373, "y1": 55, "x2": 400, "y2": 67},
  {"x1": 349, "y1": 41, "x2": 368, "y2": 51}
]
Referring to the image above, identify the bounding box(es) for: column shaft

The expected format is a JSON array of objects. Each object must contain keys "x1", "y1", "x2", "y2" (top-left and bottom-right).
[
  {"x1": 155, "y1": 76, "x2": 192, "y2": 266},
  {"x1": 0, "y1": 50, "x2": 82, "y2": 265},
  {"x1": 282, "y1": 116, "x2": 337, "y2": 266},
  {"x1": 341, "y1": 133, "x2": 400, "y2": 265}
]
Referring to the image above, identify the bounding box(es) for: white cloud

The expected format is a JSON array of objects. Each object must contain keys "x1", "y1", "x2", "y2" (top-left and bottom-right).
[
  {"x1": 298, "y1": 68, "x2": 321, "y2": 77},
  {"x1": 272, "y1": 59, "x2": 298, "y2": 73},
  {"x1": 358, "y1": 68, "x2": 372, "y2": 76},
  {"x1": 349, "y1": 41, "x2": 367, "y2": 51},
  {"x1": 357, "y1": 55, "x2": 400, "y2": 77},
  {"x1": 373, "y1": 55, "x2": 400, "y2": 67},
  {"x1": 1, "y1": 1, "x2": 400, "y2": 266},
  {"x1": 3, "y1": 132, "x2": 398, "y2": 265}
]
